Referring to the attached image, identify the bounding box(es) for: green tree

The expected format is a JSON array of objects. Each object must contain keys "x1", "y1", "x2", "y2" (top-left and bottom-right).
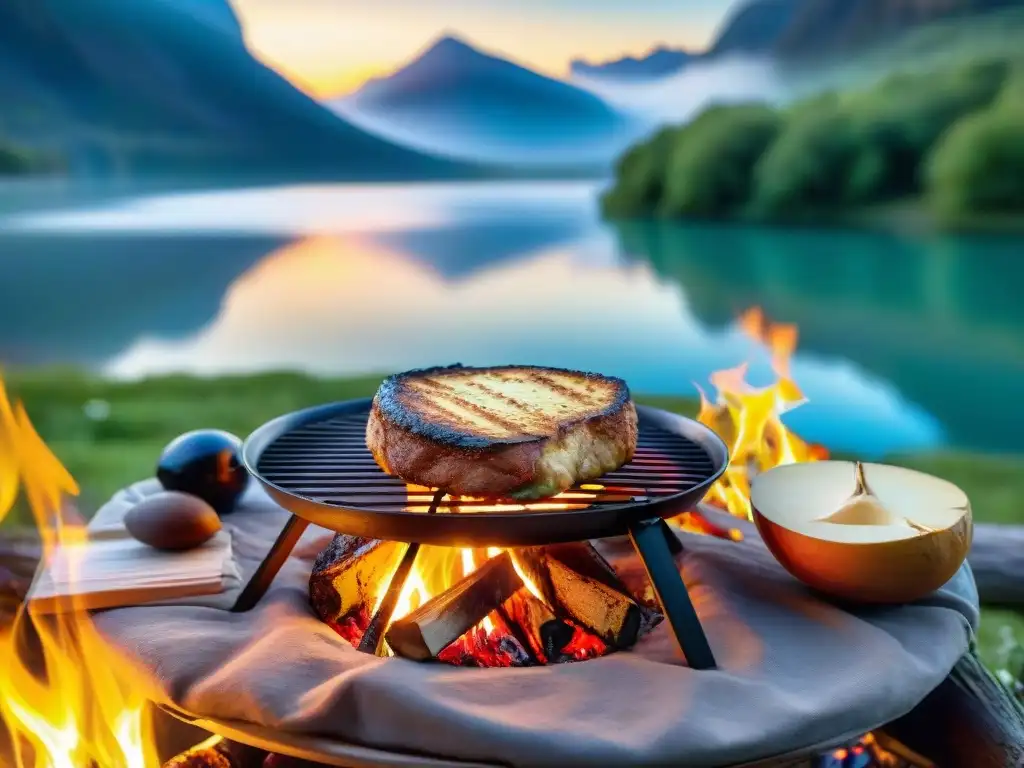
[
  {"x1": 926, "y1": 103, "x2": 1024, "y2": 221},
  {"x1": 750, "y1": 99, "x2": 858, "y2": 216},
  {"x1": 600, "y1": 126, "x2": 682, "y2": 218},
  {"x1": 843, "y1": 58, "x2": 1009, "y2": 202},
  {"x1": 997, "y1": 63, "x2": 1024, "y2": 108},
  {"x1": 657, "y1": 104, "x2": 781, "y2": 218}
]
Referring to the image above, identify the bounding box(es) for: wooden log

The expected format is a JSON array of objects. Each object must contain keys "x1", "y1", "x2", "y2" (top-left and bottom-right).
[
  {"x1": 357, "y1": 490, "x2": 444, "y2": 655},
  {"x1": 162, "y1": 736, "x2": 266, "y2": 768},
  {"x1": 878, "y1": 650, "x2": 1024, "y2": 768},
  {"x1": 500, "y1": 590, "x2": 576, "y2": 664},
  {"x1": 309, "y1": 535, "x2": 408, "y2": 645},
  {"x1": 509, "y1": 543, "x2": 642, "y2": 648},
  {"x1": 261, "y1": 756, "x2": 331, "y2": 768},
  {"x1": 436, "y1": 613, "x2": 534, "y2": 668},
  {"x1": 385, "y1": 552, "x2": 523, "y2": 661},
  {"x1": 967, "y1": 523, "x2": 1024, "y2": 607}
]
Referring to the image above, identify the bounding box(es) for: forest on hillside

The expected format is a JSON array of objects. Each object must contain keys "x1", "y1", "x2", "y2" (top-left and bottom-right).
[{"x1": 602, "y1": 55, "x2": 1024, "y2": 229}]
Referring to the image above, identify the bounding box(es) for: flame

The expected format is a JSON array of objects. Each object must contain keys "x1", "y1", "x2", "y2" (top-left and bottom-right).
[
  {"x1": 695, "y1": 307, "x2": 828, "y2": 520},
  {"x1": 0, "y1": 374, "x2": 160, "y2": 768},
  {"x1": 376, "y1": 484, "x2": 605, "y2": 656}
]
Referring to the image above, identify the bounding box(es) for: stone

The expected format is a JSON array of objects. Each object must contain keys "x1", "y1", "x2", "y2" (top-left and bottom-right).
[
  {"x1": 124, "y1": 491, "x2": 221, "y2": 551},
  {"x1": 157, "y1": 430, "x2": 249, "y2": 515}
]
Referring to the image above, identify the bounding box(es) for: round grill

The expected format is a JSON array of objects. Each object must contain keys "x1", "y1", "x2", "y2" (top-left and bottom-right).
[{"x1": 244, "y1": 398, "x2": 728, "y2": 547}]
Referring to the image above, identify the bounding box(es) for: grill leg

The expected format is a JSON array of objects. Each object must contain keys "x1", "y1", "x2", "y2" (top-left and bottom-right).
[
  {"x1": 357, "y1": 489, "x2": 445, "y2": 656},
  {"x1": 231, "y1": 514, "x2": 310, "y2": 613},
  {"x1": 358, "y1": 542, "x2": 423, "y2": 656},
  {"x1": 659, "y1": 518, "x2": 685, "y2": 555},
  {"x1": 629, "y1": 516, "x2": 717, "y2": 670}
]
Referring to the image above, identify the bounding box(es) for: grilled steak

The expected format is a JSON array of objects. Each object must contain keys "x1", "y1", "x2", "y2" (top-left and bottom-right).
[{"x1": 366, "y1": 364, "x2": 638, "y2": 500}]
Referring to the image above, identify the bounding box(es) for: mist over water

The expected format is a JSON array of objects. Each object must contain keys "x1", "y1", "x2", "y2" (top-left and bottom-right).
[
  {"x1": 570, "y1": 55, "x2": 789, "y2": 128},
  {"x1": 326, "y1": 54, "x2": 793, "y2": 168}
]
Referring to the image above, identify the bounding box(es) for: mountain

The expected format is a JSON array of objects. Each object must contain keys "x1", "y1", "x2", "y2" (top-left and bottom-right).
[
  {"x1": 569, "y1": 47, "x2": 694, "y2": 81},
  {"x1": 707, "y1": 0, "x2": 802, "y2": 57},
  {"x1": 774, "y1": 0, "x2": 1024, "y2": 58},
  {"x1": 0, "y1": 0, "x2": 478, "y2": 179},
  {"x1": 706, "y1": 0, "x2": 1022, "y2": 60},
  {"x1": 335, "y1": 35, "x2": 640, "y2": 170}
]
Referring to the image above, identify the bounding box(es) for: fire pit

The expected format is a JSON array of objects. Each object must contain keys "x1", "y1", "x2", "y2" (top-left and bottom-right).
[
  {"x1": 4, "y1": 307, "x2": 1022, "y2": 767},
  {"x1": 234, "y1": 399, "x2": 728, "y2": 670},
  {"x1": 88, "y1": 475, "x2": 980, "y2": 768}
]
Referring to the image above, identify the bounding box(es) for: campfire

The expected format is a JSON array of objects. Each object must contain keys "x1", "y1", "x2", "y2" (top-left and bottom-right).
[
  {"x1": 308, "y1": 307, "x2": 830, "y2": 669},
  {"x1": 310, "y1": 528, "x2": 660, "y2": 666},
  {"x1": 0, "y1": 307, "x2": 927, "y2": 767}
]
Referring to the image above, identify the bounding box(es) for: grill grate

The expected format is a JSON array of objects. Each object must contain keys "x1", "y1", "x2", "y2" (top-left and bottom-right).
[{"x1": 257, "y1": 408, "x2": 718, "y2": 514}]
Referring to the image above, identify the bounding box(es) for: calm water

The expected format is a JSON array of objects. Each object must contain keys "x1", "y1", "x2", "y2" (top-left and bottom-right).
[{"x1": 1, "y1": 180, "x2": 1022, "y2": 458}]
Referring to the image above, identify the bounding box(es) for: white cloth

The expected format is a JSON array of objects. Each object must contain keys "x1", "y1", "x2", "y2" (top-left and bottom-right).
[{"x1": 93, "y1": 480, "x2": 978, "y2": 767}]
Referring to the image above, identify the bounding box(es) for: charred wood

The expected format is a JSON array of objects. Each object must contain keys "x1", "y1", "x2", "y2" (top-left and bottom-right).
[
  {"x1": 509, "y1": 543, "x2": 642, "y2": 648},
  {"x1": 500, "y1": 590, "x2": 576, "y2": 664},
  {"x1": 435, "y1": 618, "x2": 534, "y2": 668},
  {"x1": 386, "y1": 552, "x2": 523, "y2": 661},
  {"x1": 162, "y1": 736, "x2": 266, "y2": 768},
  {"x1": 879, "y1": 650, "x2": 1024, "y2": 768},
  {"x1": 308, "y1": 535, "x2": 406, "y2": 644}
]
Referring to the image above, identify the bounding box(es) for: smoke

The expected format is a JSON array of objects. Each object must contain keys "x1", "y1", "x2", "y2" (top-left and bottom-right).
[{"x1": 571, "y1": 55, "x2": 791, "y2": 128}]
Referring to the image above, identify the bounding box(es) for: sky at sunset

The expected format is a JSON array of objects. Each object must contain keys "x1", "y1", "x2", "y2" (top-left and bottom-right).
[{"x1": 231, "y1": 0, "x2": 738, "y2": 98}]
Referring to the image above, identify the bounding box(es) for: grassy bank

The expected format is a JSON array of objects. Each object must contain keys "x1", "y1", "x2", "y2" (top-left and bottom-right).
[{"x1": 3, "y1": 369, "x2": 1023, "y2": 671}]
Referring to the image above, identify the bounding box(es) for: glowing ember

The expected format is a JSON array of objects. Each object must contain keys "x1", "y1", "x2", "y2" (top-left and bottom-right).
[
  {"x1": 0, "y1": 374, "x2": 160, "y2": 768},
  {"x1": 693, "y1": 307, "x2": 829, "y2": 521}
]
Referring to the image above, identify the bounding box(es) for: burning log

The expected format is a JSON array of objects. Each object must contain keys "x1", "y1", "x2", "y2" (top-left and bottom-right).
[
  {"x1": 878, "y1": 650, "x2": 1024, "y2": 767},
  {"x1": 308, "y1": 535, "x2": 407, "y2": 644},
  {"x1": 261, "y1": 756, "x2": 332, "y2": 768},
  {"x1": 500, "y1": 590, "x2": 576, "y2": 664},
  {"x1": 509, "y1": 543, "x2": 643, "y2": 648},
  {"x1": 162, "y1": 735, "x2": 266, "y2": 768},
  {"x1": 358, "y1": 490, "x2": 445, "y2": 655},
  {"x1": 385, "y1": 552, "x2": 523, "y2": 660},
  {"x1": 435, "y1": 613, "x2": 534, "y2": 667}
]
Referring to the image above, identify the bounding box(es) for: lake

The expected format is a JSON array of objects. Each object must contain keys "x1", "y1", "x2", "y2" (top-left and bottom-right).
[{"x1": 1, "y1": 180, "x2": 1022, "y2": 458}]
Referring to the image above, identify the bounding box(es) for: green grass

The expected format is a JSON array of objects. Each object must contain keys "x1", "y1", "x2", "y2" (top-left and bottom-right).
[{"x1": 2, "y1": 369, "x2": 1023, "y2": 673}]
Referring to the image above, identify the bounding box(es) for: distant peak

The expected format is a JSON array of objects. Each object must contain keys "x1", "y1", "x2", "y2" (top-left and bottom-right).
[
  {"x1": 428, "y1": 32, "x2": 477, "y2": 54},
  {"x1": 407, "y1": 31, "x2": 496, "y2": 71}
]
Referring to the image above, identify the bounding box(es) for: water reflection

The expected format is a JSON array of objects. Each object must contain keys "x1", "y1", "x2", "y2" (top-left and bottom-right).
[
  {"x1": 612, "y1": 221, "x2": 1024, "y2": 454},
  {"x1": 98, "y1": 230, "x2": 941, "y2": 457},
  {"x1": 2, "y1": 181, "x2": 1019, "y2": 456},
  {"x1": 0, "y1": 233, "x2": 276, "y2": 366}
]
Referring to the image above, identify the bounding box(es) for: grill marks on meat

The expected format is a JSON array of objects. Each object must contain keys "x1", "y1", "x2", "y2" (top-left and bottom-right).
[
  {"x1": 392, "y1": 366, "x2": 624, "y2": 442},
  {"x1": 366, "y1": 364, "x2": 637, "y2": 499}
]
